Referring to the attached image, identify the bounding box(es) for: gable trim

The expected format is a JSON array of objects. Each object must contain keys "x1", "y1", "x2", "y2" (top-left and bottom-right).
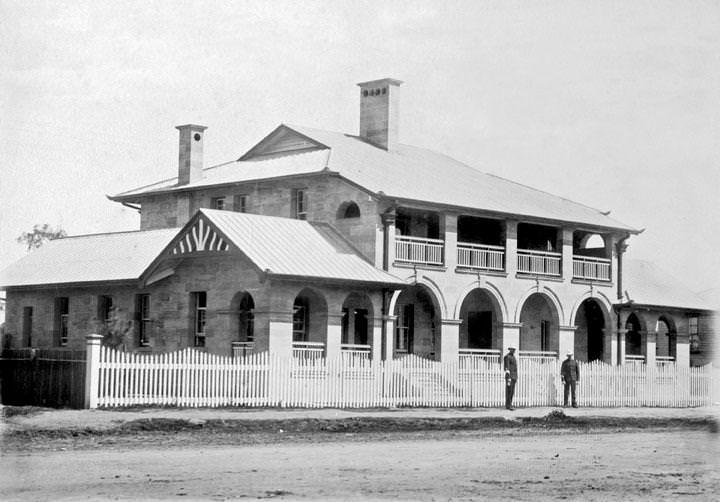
[{"x1": 239, "y1": 124, "x2": 330, "y2": 161}]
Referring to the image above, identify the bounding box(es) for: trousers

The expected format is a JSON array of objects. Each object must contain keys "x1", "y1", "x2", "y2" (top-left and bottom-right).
[
  {"x1": 563, "y1": 381, "x2": 577, "y2": 406},
  {"x1": 505, "y1": 377, "x2": 516, "y2": 408}
]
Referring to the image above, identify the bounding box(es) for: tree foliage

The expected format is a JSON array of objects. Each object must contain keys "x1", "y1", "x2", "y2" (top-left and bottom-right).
[
  {"x1": 101, "y1": 307, "x2": 134, "y2": 349},
  {"x1": 17, "y1": 224, "x2": 67, "y2": 251}
]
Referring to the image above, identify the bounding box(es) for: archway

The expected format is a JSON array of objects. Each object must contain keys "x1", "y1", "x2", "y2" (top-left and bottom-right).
[
  {"x1": 573, "y1": 298, "x2": 606, "y2": 362},
  {"x1": 656, "y1": 316, "x2": 676, "y2": 360},
  {"x1": 337, "y1": 201, "x2": 361, "y2": 219},
  {"x1": 624, "y1": 313, "x2": 643, "y2": 357},
  {"x1": 230, "y1": 291, "x2": 255, "y2": 343},
  {"x1": 292, "y1": 288, "x2": 328, "y2": 344},
  {"x1": 392, "y1": 284, "x2": 440, "y2": 359},
  {"x1": 519, "y1": 293, "x2": 560, "y2": 355},
  {"x1": 458, "y1": 288, "x2": 503, "y2": 351},
  {"x1": 341, "y1": 293, "x2": 374, "y2": 346}
]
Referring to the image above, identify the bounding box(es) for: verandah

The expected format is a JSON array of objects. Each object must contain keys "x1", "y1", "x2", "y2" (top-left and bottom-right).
[{"x1": 88, "y1": 343, "x2": 715, "y2": 409}]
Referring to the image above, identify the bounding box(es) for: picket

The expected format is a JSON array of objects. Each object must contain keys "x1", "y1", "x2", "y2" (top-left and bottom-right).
[{"x1": 91, "y1": 347, "x2": 716, "y2": 409}]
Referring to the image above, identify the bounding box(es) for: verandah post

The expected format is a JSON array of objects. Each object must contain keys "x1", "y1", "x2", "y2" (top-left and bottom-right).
[{"x1": 84, "y1": 334, "x2": 103, "y2": 409}]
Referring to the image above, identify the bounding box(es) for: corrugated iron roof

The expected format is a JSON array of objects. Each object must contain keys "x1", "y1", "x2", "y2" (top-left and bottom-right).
[
  {"x1": 112, "y1": 124, "x2": 637, "y2": 232},
  {"x1": 621, "y1": 259, "x2": 715, "y2": 311},
  {"x1": 200, "y1": 209, "x2": 405, "y2": 285},
  {"x1": 0, "y1": 229, "x2": 178, "y2": 289}
]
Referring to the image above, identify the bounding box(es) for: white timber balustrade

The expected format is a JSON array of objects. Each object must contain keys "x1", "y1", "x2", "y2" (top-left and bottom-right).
[
  {"x1": 395, "y1": 235, "x2": 444, "y2": 266},
  {"x1": 625, "y1": 354, "x2": 645, "y2": 365},
  {"x1": 517, "y1": 249, "x2": 562, "y2": 276},
  {"x1": 457, "y1": 243, "x2": 505, "y2": 271},
  {"x1": 458, "y1": 348, "x2": 501, "y2": 364},
  {"x1": 572, "y1": 256, "x2": 611, "y2": 281},
  {"x1": 292, "y1": 341, "x2": 325, "y2": 360},
  {"x1": 231, "y1": 341, "x2": 255, "y2": 359},
  {"x1": 518, "y1": 350, "x2": 558, "y2": 361}
]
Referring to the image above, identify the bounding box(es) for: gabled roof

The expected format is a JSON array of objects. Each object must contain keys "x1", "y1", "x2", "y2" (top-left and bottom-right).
[
  {"x1": 111, "y1": 124, "x2": 638, "y2": 232},
  {"x1": 0, "y1": 211, "x2": 405, "y2": 290},
  {"x1": 620, "y1": 259, "x2": 715, "y2": 312},
  {"x1": 0, "y1": 229, "x2": 178, "y2": 289},
  {"x1": 194, "y1": 209, "x2": 404, "y2": 285}
]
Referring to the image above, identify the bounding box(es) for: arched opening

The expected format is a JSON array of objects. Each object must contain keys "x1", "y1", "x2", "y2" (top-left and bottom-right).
[
  {"x1": 341, "y1": 293, "x2": 374, "y2": 348},
  {"x1": 573, "y1": 298, "x2": 606, "y2": 362},
  {"x1": 519, "y1": 293, "x2": 560, "y2": 356},
  {"x1": 624, "y1": 313, "x2": 643, "y2": 358},
  {"x1": 573, "y1": 231, "x2": 608, "y2": 257},
  {"x1": 337, "y1": 201, "x2": 361, "y2": 219},
  {"x1": 230, "y1": 292, "x2": 255, "y2": 342},
  {"x1": 393, "y1": 285, "x2": 440, "y2": 359},
  {"x1": 292, "y1": 288, "x2": 328, "y2": 344},
  {"x1": 656, "y1": 316, "x2": 676, "y2": 361},
  {"x1": 459, "y1": 288, "x2": 503, "y2": 351}
]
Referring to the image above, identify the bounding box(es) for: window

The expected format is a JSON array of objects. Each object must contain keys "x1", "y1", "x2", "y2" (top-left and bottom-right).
[
  {"x1": 540, "y1": 320, "x2": 550, "y2": 352},
  {"x1": 211, "y1": 197, "x2": 226, "y2": 210},
  {"x1": 238, "y1": 294, "x2": 254, "y2": 342},
  {"x1": 235, "y1": 195, "x2": 247, "y2": 213},
  {"x1": 292, "y1": 298, "x2": 308, "y2": 342},
  {"x1": 98, "y1": 295, "x2": 113, "y2": 327},
  {"x1": 136, "y1": 294, "x2": 151, "y2": 347},
  {"x1": 395, "y1": 304, "x2": 414, "y2": 353},
  {"x1": 337, "y1": 201, "x2": 361, "y2": 219},
  {"x1": 22, "y1": 307, "x2": 33, "y2": 347},
  {"x1": 689, "y1": 317, "x2": 700, "y2": 353},
  {"x1": 193, "y1": 292, "x2": 207, "y2": 347},
  {"x1": 55, "y1": 297, "x2": 69, "y2": 346},
  {"x1": 292, "y1": 189, "x2": 307, "y2": 220}
]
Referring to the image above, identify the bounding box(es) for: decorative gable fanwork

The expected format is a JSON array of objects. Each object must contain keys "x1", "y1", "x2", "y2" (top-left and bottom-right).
[{"x1": 172, "y1": 218, "x2": 229, "y2": 255}]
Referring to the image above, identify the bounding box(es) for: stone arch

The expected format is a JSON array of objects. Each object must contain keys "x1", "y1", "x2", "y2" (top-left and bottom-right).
[
  {"x1": 624, "y1": 311, "x2": 645, "y2": 357},
  {"x1": 341, "y1": 292, "x2": 374, "y2": 346},
  {"x1": 453, "y1": 279, "x2": 508, "y2": 322},
  {"x1": 572, "y1": 294, "x2": 612, "y2": 362},
  {"x1": 456, "y1": 285, "x2": 506, "y2": 351},
  {"x1": 514, "y1": 285, "x2": 565, "y2": 325},
  {"x1": 656, "y1": 314, "x2": 677, "y2": 360},
  {"x1": 517, "y1": 291, "x2": 562, "y2": 354},
  {"x1": 417, "y1": 275, "x2": 448, "y2": 320},
  {"x1": 291, "y1": 287, "x2": 328, "y2": 344},
  {"x1": 336, "y1": 201, "x2": 361, "y2": 219},
  {"x1": 229, "y1": 291, "x2": 255, "y2": 343},
  {"x1": 392, "y1": 283, "x2": 443, "y2": 359},
  {"x1": 569, "y1": 290, "x2": 613, "y2": 329}
]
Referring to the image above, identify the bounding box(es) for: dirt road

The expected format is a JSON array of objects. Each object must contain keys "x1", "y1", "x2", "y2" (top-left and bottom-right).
[{"x1": 2, "y1": 429, "x2": 718, "y2": 501}]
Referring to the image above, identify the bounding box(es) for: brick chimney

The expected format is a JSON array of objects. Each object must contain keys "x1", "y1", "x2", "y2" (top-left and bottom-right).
[
  {"x1": 357, "y1": 78, "x2": 403, "y2": 151},
  {"x1": 176, "y1": 124, "x2": 207, "y2": 185}
]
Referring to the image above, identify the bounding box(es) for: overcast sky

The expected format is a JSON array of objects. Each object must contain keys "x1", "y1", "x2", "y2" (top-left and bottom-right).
[{"x1": 1, "y1": 1, "x2": 718, "y2": 293}]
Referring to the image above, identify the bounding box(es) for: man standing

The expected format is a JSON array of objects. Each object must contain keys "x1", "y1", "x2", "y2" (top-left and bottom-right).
[
  {"x1": 560, "y1": 351, "x2": 580, "y2": 408},
  {"x1": 503, "y1": 346, "x2": 518, "y2": 410}
]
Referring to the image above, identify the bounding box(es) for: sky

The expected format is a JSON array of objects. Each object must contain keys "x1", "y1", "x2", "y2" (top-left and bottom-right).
[{"x1": 1, "y1": 0, "x2": 718, "y2": 293}]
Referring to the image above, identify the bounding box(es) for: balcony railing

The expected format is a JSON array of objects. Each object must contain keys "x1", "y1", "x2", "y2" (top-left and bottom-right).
[
  {"x1": 459, "y1": 348, "x2": 501, "y2": 366},
  {"x1": 518, "y1": 350, "x2": 558, "y2": 361},
  {"x1": 573, "y1": 256, "x2": 611, "y2": 281},
  {"x1": 457, "y1": 243, "x2": 505, "y2": 271},
  {"x1": 395, "y1": 235, "x2": 444, "y2": 266},
  {"x1": 231, "y1": 341, "x2": 255, "y2": 359},
  {"x1": 656, "y1": 356, "x2": 676, "y2": 365},
  {"x1": 292, "y1": 341, "x2": 325, "y2": 360},
  {"x1": 341, "y1": 343, "x2": 371, "y2": 363},
  {"x1": 625, "y1": 354, "x2": 645, "y2": 364},
  {"x1": 517, "y1": 249, "x2": 562, "y2": 276}
]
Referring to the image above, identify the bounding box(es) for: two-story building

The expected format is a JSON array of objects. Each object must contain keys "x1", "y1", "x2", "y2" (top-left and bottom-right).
[{"x1": 1, "y1": 78, "x2": 712, "y2": 366}]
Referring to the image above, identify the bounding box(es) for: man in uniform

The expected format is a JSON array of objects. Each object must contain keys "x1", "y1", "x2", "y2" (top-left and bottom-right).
[
  {"x1": 560, "y1": 351, "x2": 580, "y2": 407},
  {"x1": 503, "y1": 346, "x2": 518, "y2": 410}
]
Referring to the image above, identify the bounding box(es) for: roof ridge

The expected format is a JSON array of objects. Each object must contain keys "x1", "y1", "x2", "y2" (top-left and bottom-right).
[{"x1": 60, "y1": 228, "x2": 179, "y2": 240}]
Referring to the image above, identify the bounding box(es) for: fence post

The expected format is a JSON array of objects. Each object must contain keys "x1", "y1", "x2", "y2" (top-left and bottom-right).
[{"x1": 84, "y1": 334, "x2": 103, "y2": 409}]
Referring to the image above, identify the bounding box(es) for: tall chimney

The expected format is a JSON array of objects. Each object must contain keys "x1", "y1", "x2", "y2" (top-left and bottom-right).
[
  {"x1": 357, "y1": 78, "x2": 403, "y2": 151},
  {"x1": 176, "y1": 124, "x2": 207, "y2": 185}
]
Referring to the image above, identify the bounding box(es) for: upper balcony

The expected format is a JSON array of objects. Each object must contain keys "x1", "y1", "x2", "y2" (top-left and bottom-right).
[{"x1": 389, "y1": 208, "x2": 613, "y2": 283}]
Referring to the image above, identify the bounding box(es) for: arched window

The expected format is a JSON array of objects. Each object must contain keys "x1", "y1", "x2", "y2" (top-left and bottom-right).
[
  {"x1": 337, "y1": 201, "x2": 361, "y2": 219},
  {"x1": 238, "y1": 294, "x2": 254, "y2": 342}
]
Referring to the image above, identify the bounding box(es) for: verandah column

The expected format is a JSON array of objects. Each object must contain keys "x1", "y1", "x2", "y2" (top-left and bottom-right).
[
  {"x1": 254, "y1": 310, "x2": 293, "y2": 359},
  {"x1": 617, "y1": 328, "x2": 627, "y2": 365},
  {"x1": 505, "y1": 220, "x2": 518, "y2": 276},
  {"x1": 604, "y1": 327, "x2": 618, "y2": 365},
  {"x1": 370, "y1": 316, "x2": 383, "y2": 361},
  {"x1": 326, "y1": 313, "x2": 343, "y2": 360},
  {"x1": 438, "y1": 319, "x2": 461, "y2": 363},
  {"x1": 558, "y1": 325, "x2": 576, "y2": 358},
  {"x1": 643, "y1": 330, "x2": 657, "y2": 366},
  {"x1": 501, "y1": 322, "x2": 521, "y2": 352},
  {"x1": 561, "y1": 227, "x2": 574, "y2": 280},
  {"x1": 382, "y1": 314, "x2": 397, "y2": 360},
  {"x1": 84, "y1": 333, "x2": 103, "y2": 409}
]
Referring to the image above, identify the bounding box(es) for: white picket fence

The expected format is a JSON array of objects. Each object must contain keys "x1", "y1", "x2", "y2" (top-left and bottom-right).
[{"x1": 93, "y1": 346, "x2": 716, "y2": 408}]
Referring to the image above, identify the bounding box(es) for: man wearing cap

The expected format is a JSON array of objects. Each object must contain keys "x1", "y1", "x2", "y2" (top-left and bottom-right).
[
  {"x1": 503, "y1": 346, "x2": 518, "y2": 410},
  {"x1": 560, "y1": 351, "x2": 580, "y2": 408}
]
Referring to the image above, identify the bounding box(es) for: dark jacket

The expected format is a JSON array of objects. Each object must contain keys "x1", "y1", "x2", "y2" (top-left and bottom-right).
[
  {"x1": 503, "y1": 352, "x2": 518, "y2": 380},
  {"x1": 561, "y1": 358, "x2": 580, "y2": 382}
]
